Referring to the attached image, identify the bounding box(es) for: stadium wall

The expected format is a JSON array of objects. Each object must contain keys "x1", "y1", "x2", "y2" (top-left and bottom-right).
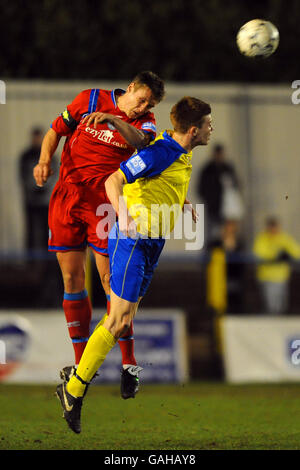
[
  {"x1": 0, "y1": 81, "x2": 298, "y2": 255},
  {"x1": 0, "y1": 309, "x2": 188, "y2": 384},
  {"x1": 2, "y1": 309, "x2": 300, "y2": 384},
  {"x1": 222, "y1": 316, "x2": 300, "y2": 383}
]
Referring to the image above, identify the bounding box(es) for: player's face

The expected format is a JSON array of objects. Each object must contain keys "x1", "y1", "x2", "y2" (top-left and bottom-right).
[
  {"x1": 123, "y1": 84, "x2": 158, "y2": 119},
  {"x1": 196, "y1": 114, "x2": 213, "y2": 145}
]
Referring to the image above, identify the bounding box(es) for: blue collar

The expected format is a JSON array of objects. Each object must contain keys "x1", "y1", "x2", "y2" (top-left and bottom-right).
[
  {"x1": 111, "y1": 88, "x2": 125, "y2": 108},
  {"x1": 162, "y1": 130, "x2": 188, "y2": 154}
]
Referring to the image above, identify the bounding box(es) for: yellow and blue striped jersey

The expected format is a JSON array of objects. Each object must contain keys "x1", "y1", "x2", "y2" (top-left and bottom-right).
[{"x1": 119, "y1": 130, "x2": 193, "y2": 238}]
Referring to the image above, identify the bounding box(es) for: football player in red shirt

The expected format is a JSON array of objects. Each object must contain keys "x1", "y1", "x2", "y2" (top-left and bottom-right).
[{"x1": 33, "y1": 71, "x2": 165, "y2": 398}]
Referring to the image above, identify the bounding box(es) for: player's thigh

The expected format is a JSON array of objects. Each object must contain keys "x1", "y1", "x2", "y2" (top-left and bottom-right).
[
  {"x1": 132, "y1": 297, "x2": 142, "y2": 318},
  {"x1": 139, "y1": 239, "x2": 165, "y2": 298},
  {"x1": 108, "y1": 225, "x2": 145, "y2": 303},
  {"x1": 48, "y1": 183, "x2": 87, "y2": 251}
]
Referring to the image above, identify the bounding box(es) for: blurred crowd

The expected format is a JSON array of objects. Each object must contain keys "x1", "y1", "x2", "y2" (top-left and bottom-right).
[{"x1": 197, "y1": 143, "x2": 300, "y2": 315}]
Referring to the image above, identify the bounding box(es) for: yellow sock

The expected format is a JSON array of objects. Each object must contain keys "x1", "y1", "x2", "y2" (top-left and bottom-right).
[
  {"x1": 93, "y1": 313, "x2": 108, "y2": 332},
  {"x1": 67, "y1": 325, "x2": 117, "y2": 397}
]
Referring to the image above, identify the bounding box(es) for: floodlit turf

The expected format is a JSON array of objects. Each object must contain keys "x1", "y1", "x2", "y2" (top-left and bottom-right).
[{"x1": 0, "y1": 382, "x2": 299, "y2": 450}]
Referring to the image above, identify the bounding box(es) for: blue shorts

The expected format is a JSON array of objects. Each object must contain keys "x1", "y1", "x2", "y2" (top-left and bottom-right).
[{"x1": 108, "y1": 222, "x2": 165, "y2": 302}]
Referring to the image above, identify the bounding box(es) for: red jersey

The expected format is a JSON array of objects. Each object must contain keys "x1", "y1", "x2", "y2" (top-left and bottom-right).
[{"x1": 52, "y1": 88, "x2": 157, "y2": 184}]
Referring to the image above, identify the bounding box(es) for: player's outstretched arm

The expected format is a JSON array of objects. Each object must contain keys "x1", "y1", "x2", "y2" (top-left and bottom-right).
[
  {"x1": 33, "y1": 128, "x2": 61, "y2": 187},
  {"x1": 82, "y1": 112, "x2": 151, "y2": 150},
  {"x1": 105, "y1": 170, "x2": 137, "y2": 237}
]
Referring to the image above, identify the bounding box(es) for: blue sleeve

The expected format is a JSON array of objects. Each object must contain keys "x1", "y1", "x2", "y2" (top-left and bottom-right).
[{"x1": 120, "y1": 142, "x2": 179, "y2": 184}]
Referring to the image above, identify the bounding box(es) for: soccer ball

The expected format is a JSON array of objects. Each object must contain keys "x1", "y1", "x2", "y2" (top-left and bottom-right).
[{"x1": 236, "y1": 19, "x2": 279, "y2": 58}]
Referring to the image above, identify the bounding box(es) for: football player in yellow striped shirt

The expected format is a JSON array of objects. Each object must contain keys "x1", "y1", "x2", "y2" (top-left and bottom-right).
[{"x1": 56, "y1": 96, "x2": 213, "y2": 433}]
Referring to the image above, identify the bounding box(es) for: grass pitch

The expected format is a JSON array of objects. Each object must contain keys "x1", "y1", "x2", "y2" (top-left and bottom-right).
[{"x1": 0, "y1": 382, "x2": 299, "y2": 450}]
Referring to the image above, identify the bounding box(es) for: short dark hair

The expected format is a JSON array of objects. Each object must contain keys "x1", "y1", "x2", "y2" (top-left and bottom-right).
[
  {"x1": 214, "y1": 144, "x2": 224, "y2": 153},
  {"x1": 132, "y1": 71, "x2": 165, "y2": 103},
  {"x1": 266, "y1": 216, "x2": 279, "y2": 228},
  {"x1": 170, "y1": 97, "x2": 211, "y2": 133},
  {"x1": 31, "y1": 127, "x2": 43, "y2": 136}
]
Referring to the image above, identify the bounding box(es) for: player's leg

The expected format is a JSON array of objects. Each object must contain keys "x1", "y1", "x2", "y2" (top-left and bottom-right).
[
  {"x1": 48, "y1": 183, "x2": 92, "y2": 370},
  {"x1": 120, "y1": 296, "x2": 143, "y2": 399},
  {"x1": 66, "y1": 225, "x2": 144, "y2": 396},
  {"x1": 93, "y1": 241, "x2": 138, "y2": 373},
  {"x1": 119, "y1": 238, "x2": 166, "y2": 397},
  {"x1": 57, "y1": 250, "x2": 92, "y2": 368},
  {"x1": 67, "y1": 291, "x2": 137, "y2": 398},
  {"x1": 57, "y1": 291, "x2": 138, "y2": 433},
  {"x1": 94, "y1": 251, "x2": 110, "y2": 296},
  {"x1": 93, "y1": 250, "x2": 111, "y2": 315},
  {"x1": 85, "y1": 187, "x2": 113, "y2": 332},
  {"x1": 57, "y1": 227, "x2": 163, "y2": 432}
]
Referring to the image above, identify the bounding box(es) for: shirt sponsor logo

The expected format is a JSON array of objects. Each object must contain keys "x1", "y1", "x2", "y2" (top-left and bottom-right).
[
  {"x1": 85, "y1": 126, "x2": 128, "y2": 148},
  {"x1": 85, "y1": 126, "x2": 114, "y2": 143},
  {"x1": 126, "y1": 155, "x2": 146, "y2": 176}
]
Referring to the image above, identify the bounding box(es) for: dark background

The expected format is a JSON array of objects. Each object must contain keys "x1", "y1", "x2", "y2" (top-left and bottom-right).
[{"x1": 1, "y1": 0, "x2": 299, "y2": 82}]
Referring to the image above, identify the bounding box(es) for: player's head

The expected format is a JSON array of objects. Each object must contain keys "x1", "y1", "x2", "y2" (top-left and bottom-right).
[
  {"x1": 170, "y1": 97, "x2": 213, "y2": 146},
  {"x1": 265, "y1": 216, "x2": 280, "y2": 234},
  {"x1": 131, "y1": 71, "x2": 165, "y2": 102},
  {"x1": 121, "y1": 71, "x2": 165, "y2": 119},
  {"x1": 212, "y1": 143, "x2": 225, "y2": 162},
  {"x1": 30, "y1": 127, "x2": 44, "y2": 148}
]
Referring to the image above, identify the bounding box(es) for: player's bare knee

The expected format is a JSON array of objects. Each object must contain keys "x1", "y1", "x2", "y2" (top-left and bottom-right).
[
  {"x1": 121, "y1": 322, "x2": 130, "y2": 336},
  {"x1": 115, "y1": 322, "x2": 129, "y2": 338},
  {"x1": 112, "y1": 314, "x2": 131, "y2": 338},
  {"x1": 120, "y1": 312, "x2": 131, "y2": 334},
  {"x1": 63, "y1": 271, "x2": 85, "y2": 293},
  {"x1": 100, "y1": 272, "x2": 110, "y2": 292}
]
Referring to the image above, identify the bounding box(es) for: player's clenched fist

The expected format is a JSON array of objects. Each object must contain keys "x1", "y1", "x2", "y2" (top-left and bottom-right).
[
  {"x1": 33, "y1": 162, "x2": 54, "y2": 187},
  {"x1": 119, "y1": 212, "x2": 137, "y2": 239}
]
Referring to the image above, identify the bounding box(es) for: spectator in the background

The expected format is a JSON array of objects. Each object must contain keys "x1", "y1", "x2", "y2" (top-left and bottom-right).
[
  {"x1": 209, "y1": 219, "x2": 245, "y2": 313},
  {"x1": 221, "y1": 219, "x2": 245, "y2": 313},
  {"x1": 253, "y1": 216, "x2": 300, "y2": 315},
  {"x1": 197, "y1": 144, "x2": 243, "y2": 245},
  {"x1": 19, "y1": 127, "x2": 58, "y2": 255}
]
